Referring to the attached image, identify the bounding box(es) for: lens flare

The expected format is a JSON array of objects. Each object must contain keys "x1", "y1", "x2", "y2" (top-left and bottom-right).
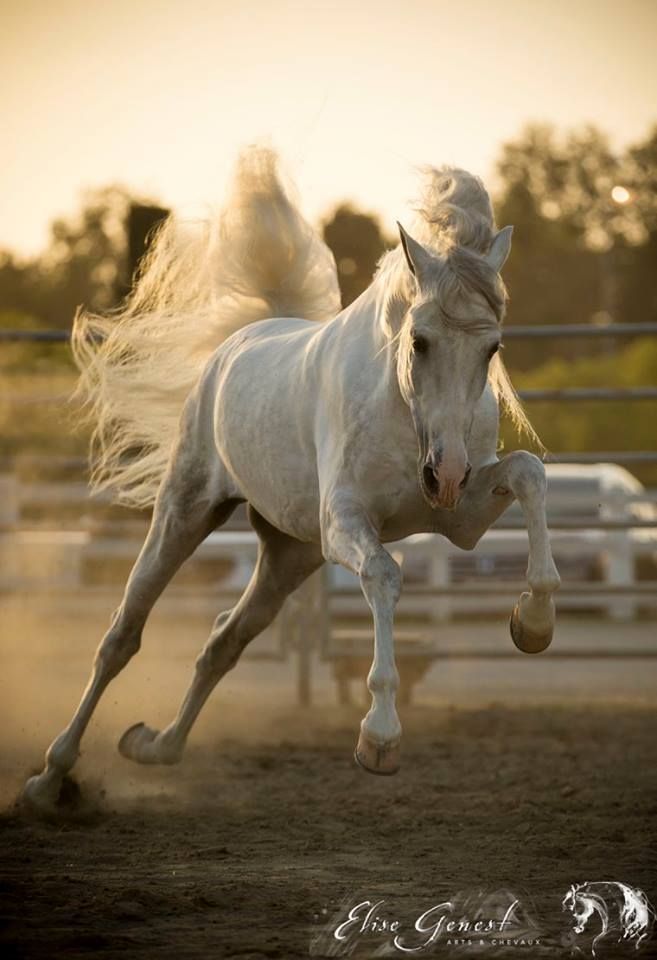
[{"x1": 611, "y1": 185, "x2": 631, "y2": 204}]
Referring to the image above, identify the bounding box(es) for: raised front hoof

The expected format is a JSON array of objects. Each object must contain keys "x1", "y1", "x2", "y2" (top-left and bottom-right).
[
  {"x1": 118, "y1": 722, "x2": 181, "y2": 766},
  {"x1": 510, "y1": 604, "x2": 553, "y2": 655},
  {"x1": 354, "y1": 732, "x2": 400, "y2": 776}
]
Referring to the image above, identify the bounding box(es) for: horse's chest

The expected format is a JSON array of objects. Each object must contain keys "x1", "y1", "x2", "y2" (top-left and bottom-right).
[{"x1": 352, "y1": 452, "x2": 433, "y2": 537}]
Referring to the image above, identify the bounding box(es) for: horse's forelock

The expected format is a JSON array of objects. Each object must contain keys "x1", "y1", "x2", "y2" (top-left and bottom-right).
[
  {"x1": 414, "y1": 165, "x2": 495, "y2": 254},
  {"x1": 382, "y1": 165, "x2": 504, "y2": 327},
  {"x1": 444, "y1": 246, "x2": 507, "y2": 323}
]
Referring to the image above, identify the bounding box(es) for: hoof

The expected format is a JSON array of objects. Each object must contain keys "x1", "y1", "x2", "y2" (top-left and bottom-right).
[
  {"x1": 118, "y1": 722, "x2": 180, "y2": 765},
  {"x1": 510, "y1": 604, "x2": 553, "y2": 654},
  {"x1": 118, "y1": 722, "x2": 157, "y2": 763},
  {"x1": 21, "y1": 773, "x2": 61, "y2": 813},
  {"x1": 21, "y1": 770, "x2": 82, "y2": 814},
  {"x1": 354, "y1": 732, "x2": 400, "y2": 776}
]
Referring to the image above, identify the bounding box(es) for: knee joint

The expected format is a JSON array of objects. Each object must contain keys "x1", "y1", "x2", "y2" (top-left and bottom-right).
[
  {"x1": 96, "y1": 627, "x2": 141, "y2": 674},
  {"x1": 506, "y1": 451, "x2": 547, "y2": 497},
  {"x1": 360, "y1": 551, "x2": 402, "y2": 604},
  {"x1": 196, "y1": 636, "x2": 243, "y2": 678}
]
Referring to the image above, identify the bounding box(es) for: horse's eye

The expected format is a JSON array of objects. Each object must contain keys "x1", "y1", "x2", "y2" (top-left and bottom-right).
[{"x1": 412, "y1": 335, "x2": 428, "y2": 355}]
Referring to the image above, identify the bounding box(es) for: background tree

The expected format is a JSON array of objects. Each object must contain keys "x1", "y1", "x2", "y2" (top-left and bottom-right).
[
  {"x1": 495, "y1": 124, "x2": 657, "y2": 369},
  {"x1": 0, "y1": 185, "x2": 146, "y2": 332},
  {"x1": 616, "y1": 127, "x2": 657, "y2": 327},
  {"x1": 322, "y1": 204, "x2": 394, "y2": 307}
]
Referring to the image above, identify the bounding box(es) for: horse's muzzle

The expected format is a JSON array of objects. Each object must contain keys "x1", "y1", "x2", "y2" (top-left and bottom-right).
[{"x1": 421, "y1": 454, "x2": 471, "y2": 510}]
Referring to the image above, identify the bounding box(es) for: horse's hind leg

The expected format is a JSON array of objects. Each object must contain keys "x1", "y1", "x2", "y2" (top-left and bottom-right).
[
  {"x1": 119, "y1": 507, "x2": 323, "y2": 765},
  {"x1": 23, "y1": 448, "x2": 239, "y2": 810}
]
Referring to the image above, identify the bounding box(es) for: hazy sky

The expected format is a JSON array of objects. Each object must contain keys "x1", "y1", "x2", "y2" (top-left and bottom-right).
[{"x1": 2, "y1": 0, "x2": 656, "y2": 256}]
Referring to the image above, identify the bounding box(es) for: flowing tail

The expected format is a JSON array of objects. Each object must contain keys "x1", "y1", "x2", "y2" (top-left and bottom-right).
[{"x1": 72, "y1": 146, "x2": 341, "y2": 509}]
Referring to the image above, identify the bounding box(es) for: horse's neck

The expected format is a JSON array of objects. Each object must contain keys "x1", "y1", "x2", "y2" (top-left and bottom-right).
[
  {"x1": 585, "y1": 894, "x2": 609, "y2": 932},
  {"x1": 337, "y1": 272, "x2": 387, "y2": 321},
  {"x1": 335, "y1": 269, "x2": 408, "y2": 351},
  {"x1": 322, "y1": 273, "x2": 413, "y2": 433}
]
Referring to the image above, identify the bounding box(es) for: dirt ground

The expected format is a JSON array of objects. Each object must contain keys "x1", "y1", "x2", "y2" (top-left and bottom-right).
[{"x1": 1, "y1": 598, "x2": 656, "y2": 959}]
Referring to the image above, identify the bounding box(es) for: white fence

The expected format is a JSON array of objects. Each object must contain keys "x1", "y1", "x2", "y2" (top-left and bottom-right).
[{"x1": 2, "y1": 472, "x2": 655, "y2": 622}]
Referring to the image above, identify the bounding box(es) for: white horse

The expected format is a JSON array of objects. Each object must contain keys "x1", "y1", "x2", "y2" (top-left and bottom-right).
[{"x1": 24, "y1": 146, "x2": 560, "y2": 808}]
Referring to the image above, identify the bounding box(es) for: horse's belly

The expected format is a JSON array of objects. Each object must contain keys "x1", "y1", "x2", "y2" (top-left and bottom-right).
[{"x1": 244, "y1": 470, "x2": 321, "y2": 542}]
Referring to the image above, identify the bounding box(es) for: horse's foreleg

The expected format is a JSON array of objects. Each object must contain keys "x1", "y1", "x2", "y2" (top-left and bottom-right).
[
  {"x1": 322, "y1": 495, "x2": 402, "y2": 775},
  {"x1": 23, "y1": 467, "x2": 236, "y2": 811},
  {"x1": 448, "y1": 452, "x2": 560, "y2": 654},
  {"x1": 118, "y1": 508, "x2": 323, "y2": 765}
]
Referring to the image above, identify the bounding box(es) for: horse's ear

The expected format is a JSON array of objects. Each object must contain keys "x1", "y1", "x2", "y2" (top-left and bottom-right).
[
  {"x1": 487, "y1": 225, "x2": 513, "y2": 273},
  {"x1": 397, "y1": 222, "x2": 435, "y2": 284}
]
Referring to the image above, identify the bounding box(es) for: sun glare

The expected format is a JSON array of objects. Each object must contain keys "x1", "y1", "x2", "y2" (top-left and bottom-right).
[{"x1": 611, "y1": 185, "x2": 631, "y2": 204}]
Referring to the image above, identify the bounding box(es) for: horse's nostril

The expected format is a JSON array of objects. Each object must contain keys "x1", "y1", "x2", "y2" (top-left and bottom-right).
[
  {"x1": 460, "y1": 463, "x2": 472, "y2": 489},
  {"x1": 422, "y1": 462, "x2": 438, "y2": 493}
]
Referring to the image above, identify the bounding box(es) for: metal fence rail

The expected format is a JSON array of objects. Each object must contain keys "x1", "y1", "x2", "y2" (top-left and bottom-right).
[
  {"x1": 543, "y1": 452, "x2": 657, "y2": 465},
  {"x1": 0, "y1": 323, "x2": 657, "y2": 343},
  {"x1": 0, "y1": 330, "x2": 71, "y2": 342},
  {"x1": 503, "y1": 322, "x2": 657, "y2": 338},
  {"x1": 520, "y1": 387, "x2": 657, "y2": 401},
  {"x1": 3, "y1": 321, "x2": 657, "y2": 343},
  {"x1": 6, "y1": 387, "x2": 657, "y2": 405},
  {"x1": 3, "y1": 322, "x2": 657, "y2": 468}
]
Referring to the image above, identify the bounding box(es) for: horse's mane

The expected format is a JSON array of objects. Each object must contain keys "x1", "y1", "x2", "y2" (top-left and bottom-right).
[{"x1": 377, "y1": 166, "x2": 540, "y2": 447}]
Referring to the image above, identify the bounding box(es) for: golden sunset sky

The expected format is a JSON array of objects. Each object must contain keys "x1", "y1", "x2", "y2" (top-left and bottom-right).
[{"x1": 2, "y1": 0, "x2": 656, "y2": 255}]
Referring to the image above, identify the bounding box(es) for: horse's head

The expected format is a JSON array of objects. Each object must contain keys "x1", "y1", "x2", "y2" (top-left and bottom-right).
[
  {"x1": 563, "y1": 884, "x2": 585, "y2": 921},
  {"x1": 563, "y1": 883, "x2": 605, "y2": 940},
  {"x1": 394, "y1": 222, "x2": 512, "y2": 510},
  {"x1": 563, "y1": 885, "x2": 578, "y2": 911}
]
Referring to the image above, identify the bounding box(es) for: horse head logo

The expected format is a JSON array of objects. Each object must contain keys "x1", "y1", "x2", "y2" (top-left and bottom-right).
[{"x1": 562, "y1": 882, "x2": 655, "y2": 956}]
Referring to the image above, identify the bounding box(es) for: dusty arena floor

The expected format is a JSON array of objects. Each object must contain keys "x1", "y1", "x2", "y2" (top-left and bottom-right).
[{"x1": 1, "y1": 598, "x2": 656, "y2": 959}]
